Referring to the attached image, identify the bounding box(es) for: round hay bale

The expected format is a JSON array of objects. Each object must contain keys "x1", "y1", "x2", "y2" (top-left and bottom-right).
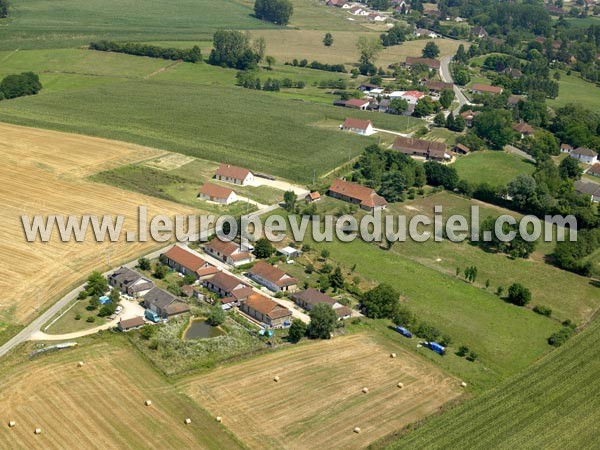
[
  {"x1": 34, "y1": 428, "x2": 42, "y2": 435},
  {"x1": 8, "y1": 421, "x2": 16, "y2": 428},
  {"x1": 397, "y1": 382, "x2": 404, "y2": 388},
  {"x1": 145, "y1": 400, "x2": 152, "y2": 406},
  {"x1": 77, "y1": 361, "x2": 84, "y2": 367},
  {"x1": 184, "y1": 418, "x2": 192, "y2": 425},
  {"x1": 390, "y1": 353, "x2": 397, "y2": 358},
  {"x1": 216, "y1": 416, "x2": 222, "y2": 423},
  {"x1": 460, "y1": 382, "x2": 467, "y2": 388},
  {"x1": 353, "y1": 427, "x2": 361, "y2": 434},
  {"x1": 273, "y1": 376, "x2": 280, "y2": 382},
  {"x1": 362, "y1": 387, "x2": 369, "y2": 394}
]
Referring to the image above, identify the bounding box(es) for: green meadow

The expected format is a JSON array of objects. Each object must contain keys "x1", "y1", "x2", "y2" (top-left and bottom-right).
[{"x1": 453, "y1": 150, "x2": 536, "y2": 187}]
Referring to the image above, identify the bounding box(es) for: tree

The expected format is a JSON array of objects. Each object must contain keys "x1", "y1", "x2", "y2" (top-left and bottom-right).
[
  {"x1": 424, "y1": 162, "x2": 459, "y2": 190},
  {"x1": 507, "y1": 283, "x2": 531, "y2": 306},
  {"x1": 361, "y1": 283, "x2": 400, "y2": 319},
  {"x1": 86, "y1": 271, "x2": 108, "y2": 296},
  {"x1": 208, "y1": 30, "x2": 259, "y2": 70},
  {"x1": 0, "y1": 0, "x2": 7, "y2": 18},
  {"x1": 434, "y1": 112, "x2": 446, "y2": 127},
  {"x1": 138, "y1": 257, "x2": 151, "y2": 271},
  {"x1": 368, "y1": 0, "x2": 390, "y2": 10},
  {"x1": 413, "y1": 96, "x2": 437, "y2": 117},
  {"x1": 329, "y1": 266, "x2": 345, "y2": 291},
  {"x1": 455, "y1": 44, "x2": 468, "y2": 64},
  {"x1": 307, "y1": 303, "x2": 337, "y2": 339},
  {"x1": 153, "y1": 265, "x2": 168, "y2": 279},
  {"x1": 507, "y1": 174, "x2": 537, "y2": 210},
  {"x1": 388, "y1": 98, "x2": 408, "y2": 114},
  {"x1": 473, "y1": 110, "x2": 514, "y2": 148},
  {"x1": 109, "y1": 287, "x2": 120, "y2": 304},
  {"x1": 265, "y1": 55, "x2": 276, "y2": 69},
  {"x1": 320, "y1": 249, "x2": 330, "y2": 259},
  {"x1": 254, "y1": 0, "x2": 293, "y2": 25},
  {"x1": 393, "y1": 304, "x2": 416, "y2": 328},
  {"x1": 356, "y1": 36, "x2": 383, "y2": 66},
  {"x1": 253, "y1": 36, "x2": 266, "y2": 62},
  {"x1": 0, "y1": 72, "x2": 42, "y2": 99},
  {"x1": 288, "y1": 318, "x2": 307, "y2": 343},
  {"x1": 323, "y1": 32, "x2": 333, "y2": 47},
  {"x1": 283, "y1": 190, "x2": 297, "y2": 212},
  {"x1": 208, "y1": 301, "x2": 226, "y2": 326},
  {"x1": 318, "y1": 274, "x2": 331, "y2": 292},
  {"x1": 422, "y1": 41, "x2": 440, "y2": 59},
  {"x1": 559, "y1": 156, "x2": 582, "y2": 179},
  {"x1": 439, "y1": 89, "x2": 455, "y2": 109},
  {"x1": 254, "y1": 237, "x2": 275, "y2": 258}
]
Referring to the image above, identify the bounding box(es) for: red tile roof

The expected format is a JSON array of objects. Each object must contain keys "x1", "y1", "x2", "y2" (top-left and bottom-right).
[
  {"x1": 244, "y1": 294, "x2": 292, "y2": 320},
  {"x1": 306, "y1": 191, "x2": 321, "y2": 200},
  {"x1": 587, "y1": 163, "x2": 600, "y2": 175},
  {"x1": 249, "y1": 261, "x2": 297, "y2": 287},
  {"x1": 392, "y1": 136, "x2": 447, "y2": 156},
  {"x1": 345, "y1": 98, "x2": 370, "y2": 108},
  {"x1": 292, "y1": 288, "x2": 336, "y2": 307},
  {"x1": 513, "y1": 122, "x2": 535, "y2": 134},
  {"x1": 215, "y1": 163, "x2": 251, "y2": 181},
  {"x1": 199, "y1": 182, "x2": 235, "y2": 200},
  {"x1": 402, "y1": 90, "x2": 425, "y2": 99},
  {"x1": 471, "y1": 83, "x2": 503, "y2": 94},
  {"x1": 425, "y1": 80, "x2": 454, "y2": 91},
  {"x1": 163, "y1": 245, "x2": 207, "y2": 272},
  {"x1": 206, "y1": 271, "x2": 248, "y2": 293},
  {"x1": 328, "y1": 179, "x2": 388, "y2": 209},
  {"x1": 342, "y1": 118, "x2": 372, "y2": 130},
  {"x1": 205, "y1": 238, "x2": 242, "y2": 258},
  {"x1": 118, "y1": 316, "x2": 145, "y2": 331}
]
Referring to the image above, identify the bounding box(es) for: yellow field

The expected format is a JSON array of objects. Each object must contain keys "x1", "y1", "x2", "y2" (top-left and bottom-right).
[
  {"x1": 0, "y1": 123, "x2": 198, "y2": 324},
  {"x1": 0, "y1": 339, "x2": 243, "y2": 449},
  {"x1": 185, "y1": 334, "x2": 462, "y2": 450},
  {"x1": 249, "y1": 30, "x2": 465, "y2": 67}
]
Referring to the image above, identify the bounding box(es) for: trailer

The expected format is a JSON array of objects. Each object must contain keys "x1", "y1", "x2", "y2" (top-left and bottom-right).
[
  {"x1": 394, "y1": 326, "x2": 413, "y2": 338},
  {"x1": 145, "y1": 309, "x2": 161, "y2": 323},
  {"x1": 427, "y1": 341, "x2": 446, "y2": 355}
]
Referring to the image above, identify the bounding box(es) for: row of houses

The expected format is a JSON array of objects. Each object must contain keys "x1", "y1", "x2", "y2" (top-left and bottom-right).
[{"x1": 391, "y1": 136, "x2": 451, "y2": 161}]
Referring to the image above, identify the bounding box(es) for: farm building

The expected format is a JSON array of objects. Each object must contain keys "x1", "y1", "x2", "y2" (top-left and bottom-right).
[
  {"x1": 291, "y1": 288, "x2": 353, "y2": 320},
  {"x1": 344, "y1": 98, "x2": 370, "y2": 110},
  {"x1": 404, "y1": 57, "x2": 441, "y2": 70},
  {"x1": 327, "y1": 178, "x2": 388, "y2": 212},
  {"x1": 162, "y1": 245, "x2": 215, "y2": 279},
  {"x1": 560, "y1": 143, "x2": 573, "y2": 153},
  {"x1": 327, "y1": 0, "x2": 346, "y2": 6},
  {"x1": 198, "y1": 183, "x2": 237, "y2": 205},
  {"x1": 414, "y1": 28, "x2": 439, "y2": 38},
  {"x1": 470, "y1": 84, "x2": 503, "y2": 95},
  {"x1": 392, "y1": 136, "x2": 450, "y2": 161},
  {"x1": 247, "y1": 260, "x2": 298, "y2": 293},
  {"x1": 570, "y1": 147, "x2": 598, "y2": 165},
  {"x1": 340, "y1": 118, "x2": 376, "y2": 136},
  {"x1": 453, "y1": 143, "x2": 470, "y2": 155},
  {"x1": 574, "y1": 180, "x2": 600, "y2": 202},
  {"x1": 240, "y1": 294, "x2": 292, "y2": 328},
  {"x1": 143, "y1": 287, "x2": 190, "y2": 319},
  {"x1": 425, "y1": 80, "x2": 454, "y2": 93},
  {"x1": 108, "y1": 267, "x2": 154, "y2": 298},
  {"x1": 214, "y1": 163, "x2": 254, "y2": 186},
  {"x1": 305, "y1": 191, "x2": 321, "y2": 202},
  {"x1": 117, "y1": 316, "x2": 146, "y2": 332},
  {"x1": 460, "y1": 109, "x2": 481, "y2": 127},
  {"x1": 277, "y1": 246, "x2": 303, "y2": 259},
  {"x1": 473, "y1": 25, "x2": 488, "y2": 38},
  {"x1": 203, "y1": 271, "x2": 253, "y2": 302},
  {"x1": 399, "y1": 90, "x2": 425, "y2": 105},
  {"x1": 203, "y1": 238, "x2": 255, "y2": 267},
  {"x1": 586, "y1": 164, "x2": 600, "y2": 178},
  {"x1": 513, "y1": 122, "x2": 535, "y2": 139}
]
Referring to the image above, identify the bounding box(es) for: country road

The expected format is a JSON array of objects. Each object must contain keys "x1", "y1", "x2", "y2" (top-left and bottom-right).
[{"x1": 439, "y1": 55, "x2": 471, "y2": 115}]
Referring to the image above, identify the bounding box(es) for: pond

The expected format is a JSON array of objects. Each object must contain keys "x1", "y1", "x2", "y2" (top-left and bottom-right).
[{"x1": 183, "y1": 319, "x2": 225, "y2": 340}]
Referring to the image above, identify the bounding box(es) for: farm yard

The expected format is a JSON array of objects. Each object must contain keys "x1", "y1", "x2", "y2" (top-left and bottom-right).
[
  {"x1": 0, "y1": 338, "x2": 243, "y2": 449},
  {"x1": 185, "y1": 334, "x2": 462, "y2": 450}
]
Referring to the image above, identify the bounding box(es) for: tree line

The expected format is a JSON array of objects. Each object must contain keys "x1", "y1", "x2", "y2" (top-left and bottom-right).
[
  {"x1": 89, "y1": 41, "x2": 203, "y2": 63},
  {"x1": 254, "y1": 0, "x2": 293, "y2": 25}
]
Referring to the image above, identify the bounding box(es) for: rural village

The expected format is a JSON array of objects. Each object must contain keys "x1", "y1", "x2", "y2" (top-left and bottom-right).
[{"x1": 1, "y1": 0, "x2": 600, "y2": 449}]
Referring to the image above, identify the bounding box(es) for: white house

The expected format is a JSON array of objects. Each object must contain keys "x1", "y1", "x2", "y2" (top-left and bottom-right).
[
  {"x1": 570, "y1": 147, "x2": 598, "y2": 165},
  {"x1": 400, "y1": 90, "x2": 425, "y2": 105},
  {"x1": 560, "y1": 143, "x2": 573, "y2": 154},
  {"x1": 414, "y1": 28, "x2": 440, "y2": 38},
  {"x1": 340, "y1": 118, "x2": 376, "y2": 136},
  {"x1": 214, "y1": 163, "x2": 254, "y2": 185},
  {"x1": 368, "y1": 13, "x2": 386, "y2": 22},
  {"x1": 198, "y1": 183, "x2": 237, "y2": 205}
]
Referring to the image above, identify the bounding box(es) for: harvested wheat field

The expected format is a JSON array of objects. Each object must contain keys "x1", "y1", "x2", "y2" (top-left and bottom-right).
[
  {"x1": 185, "y1": 334, "x2": 462, "y2": 450},
  {"x1": 0, "y1": 339, "x2": 242, "y2": 450},
  {"x1": 0, "y1": 123, "x2": 198, "y2": 324}
]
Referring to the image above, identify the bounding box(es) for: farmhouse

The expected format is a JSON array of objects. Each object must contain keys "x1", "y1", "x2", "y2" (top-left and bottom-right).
[
  {"x1": 513, "y1": 122, "x2": 535, "y2": 139},
  {"x1": 404, "y1": 57, "x2": 441, "y2": 70},
  {"x1": 461, "y1": 109, "x2": 481, "y2": 127},
  {"x1": 392, "y1": 136, "x2": 450, "y2": 161},
  {"x1": 575, "y1": 180, "x2": 600, "y2": 202},
  {"x1": 203, "y1": 271, "x2": 253, "y2": 302},
  {"x1": 162, "y1": 245, "x2": 214, "y2": 278},
  {"x1": 570, "y1": 147, "x2": 598, "y2": 165},
  {"x1": 108, "y1": 267, "x2": 154, "y2": 298},
  {"x1": 305, "y1": 191, "x2": 321, "y2": 202},
  {"x1": 291, "y1": 288, "x2": 353, "y2": 320},
  {"x1": 340, "y1": 118, "x2": 376, "y2": 136},
  {"x1": 327, "y1": 178, "x2": 388, "y2": 212},
  {"x1": 414, "y1": 28, "x2": 439, "y2": 38},
  {"x1": 400, "y1": 90, "x2": 425, "y2": 105},
  {"x1": 470, "y1": 84, "x2": 503, "y2": 95},
  {"x1": 247, "y1": 260, "x2": 298, "y2": 293},
  {"x1": 240, "y1": 293, "x2": 293, "y2": 328},
  {"x1": 587, "y1": 164, "x2": 600, "y2": 177},
  {"x1": 204, "y1": 238, "x2": 255, "y2": 267},
  {"x1": 560, "y1": 143, "x2": 573, "y2": 153},
  {"x1": 344, "y1": 98, "x2": 370, "y2": 110},
  {"x1": 425, "y1": 80, "x2": 454, "y2": 93},
  {"x1": 117, "y1": 316, "x2": 146, "y2": 332},
  {"x1": 198, "y1": 183, "x2": 237, "y2": 205},
  {"x1": 473, "y1": 25, "x2": 488, "y2": 38},
  {"x1": 214, "y1": 163, "x2": 254, "y2": 186},
  {"x1": 143, "y1": 287, "x2": 190, "y2": 319},
  {"x1": 359, "y1": 83, "x2": 380, "y2": 92}
]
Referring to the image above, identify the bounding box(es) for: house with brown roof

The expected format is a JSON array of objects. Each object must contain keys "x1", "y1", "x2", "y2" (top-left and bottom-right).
[
  {"x1": 470, "y1": 84, "x2": 503, "y2": 95},
  {"x1": 291, "y1": 288, "x2": 353, "y2": 320},
  {"x1": 472, "y1": 26, "x2": 488, "y2": 38},
  {"x1": 560, "y1": 143, "x2": 573, "y2": 154},
  {"x1": 344, "y1": 98, "x2": 370, "y2": 110},
  {"x1": 240, "y1": 293, "x2": 293, "y2": 328},
  {"x1": 453, "y1": 143, "x2": 470, "y2": 155},
  {"x1": 162, "y1": 245, "x2": 215, "y2": 279},
  {"x1": 305, "y1": 191, "x2": 321, "y2": 202},
  {"x1": 117, "y1": 316, "x2": 146, "y2": 332},
  {"x1": 404, "y1": 57, "x2": 441, "y2": 70},
  {"x1": 108, "y1": 267, "x2": 154, "y2": 298},
  {"x1": 460, "y1": 109, "x2": 481, "y2": 127},
  {"x1": 198, "y1": 183, "x2": 237, "y2": 205},
  {"x1": 247, "y1": 260, "x2": 298, "y2": 293},
  {"x1": 340, "y1": 118, "x2": 376, "y2": 136},
  {"x1": 513, "y1": 122, "x2": 535, "y2": 139},
  {"x1": 203, "y1": 238, "x2": 255, "y2": 267},
  {"x1": 214, "y1": 163, "x2": 254, "y2": 186},
  {"x1": 327, "y1": 178, "x2": 388, "y2": 212},
  {"x1": 203, "y1": 271, "x2": 253, "y2": 302},
  {"x1": 587, "y1": 164, "x2": 600, "y2": 178},
  {"x1": 327, "y1": 0, "x2": 346, "y2": 6},
  {"x1": 143, "y1": 287, "x2": 190, "y2": 319},
  {"x1": 425, "y1": 80, "x2": 454, "y2": 93},
  {"x1": 392, "y1": 136, "x2": 450, "y2": 161}
]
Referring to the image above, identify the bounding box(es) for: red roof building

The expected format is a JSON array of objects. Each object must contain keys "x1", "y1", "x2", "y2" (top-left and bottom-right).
[{"x1": 327, "y1": 179, "x2": 388, "y2": 212}]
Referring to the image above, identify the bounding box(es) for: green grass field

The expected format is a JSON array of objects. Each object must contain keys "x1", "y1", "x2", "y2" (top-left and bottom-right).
[
  {"x1": 384, "y1": 315, "x2": 600, "y2": 449},
  {"x1": 548, "y1": 70, "x2": 600, "y2": 111},
  {"x1": 453, "y1": 151, "x2": 535, "y2": 187}
]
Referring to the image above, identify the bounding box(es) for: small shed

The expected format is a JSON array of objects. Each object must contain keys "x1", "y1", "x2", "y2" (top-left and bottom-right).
[{"x1": 277, "y1": 246, "x2": 303, "y2": 259}]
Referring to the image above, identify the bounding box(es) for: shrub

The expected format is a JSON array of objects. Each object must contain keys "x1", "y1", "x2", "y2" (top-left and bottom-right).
[
  {"x1": 86, "y1": 316, "x2": 96, "y2": 323},
  {"x1": 456, "y1": 345, "x2": 469, "y2": 357},
  {"x1": 533, "y1": 305, "x2": 552, "y2": 317},
  {"x1": 466, "y1": 351, "x2": 478, "y2": 362},
  {"x1": 507, "y1": 283, "x2": 531, "y2": 306},
  {"x1": 74, "y1": 314, "x2": 82, "y2": 321},
  {"x1": 548, "y1": 325, "x2": 575, "y2": 347}
]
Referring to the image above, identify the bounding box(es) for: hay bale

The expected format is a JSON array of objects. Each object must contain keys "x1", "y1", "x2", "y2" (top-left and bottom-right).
[
  {"x1": 184, "y1": 418, "x2": 192, "y2": 425},
  {"x1": 397, "y1": 382, "x2": 404, "y2": 388},
  {"x1": 273, "y1": 376, "x2": 280, "y2": 382},
  {"x1": 460, "y1": 382, "x2": 467, "y2": 388},
  {"x1": 353, "y1": 427, "x2": 361, "y2": 434},
  {"x1": 390, "y1": 353, "x2": 397, "y2": 358},
  {"x1": 216, "y1": 416, "x2": 222, "y2": 423},
  {"x1": 362, "y1": 387, "x2": 369, "y2": 394},
  {"x1": 145, "y1": 400, "x2": 152, "y2": 406},
  {"x1": 34, "y1": 428, "x2": 42, "y2": 435},
  {"x1": 77, "y1": 361, "x2": 84, "y2": 367},
  {"x1": 8, "y1": 421, "x2": 16, "y2": 428}
]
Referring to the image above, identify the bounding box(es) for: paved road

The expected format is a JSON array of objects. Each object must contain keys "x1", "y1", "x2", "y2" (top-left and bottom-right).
[{"x1": 439, "y1": 55, "x2": 471, "y2": 115}]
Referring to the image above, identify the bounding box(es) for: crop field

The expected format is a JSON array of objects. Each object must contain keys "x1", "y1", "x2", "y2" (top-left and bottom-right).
[
  {"x1": 386, "y1": 316, "x2": 600, "y2": 449},
  {"x1": 184, "y1": 334, "x2": 462, "y2": 450},
  {"x1": 452, "y1": 151, "x2": 535, "y2": 187},
  {"x1": 0, "y1": 338, "x2": 243, "y2": 449},
  {"x1": 0, "y1": 123, "x2": 199, "y2": 328}
]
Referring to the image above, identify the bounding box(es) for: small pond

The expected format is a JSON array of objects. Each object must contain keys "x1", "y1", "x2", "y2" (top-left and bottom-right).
[{"x1": 184, "y1": 319, "x2": 225, "y2": 340}]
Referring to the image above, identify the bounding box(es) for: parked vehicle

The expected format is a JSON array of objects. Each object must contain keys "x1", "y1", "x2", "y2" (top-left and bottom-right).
[
  {"x1": 144, "y1": 309, "x2": 161, "y2": 323},
  {"x1": 427, "y1": 341, "x2": 446, "y2": 355},
  {"x1": 394, "y1": 326, "x2": 413, "y2": 338},
  {"x1": 115, "y1": 305, "x2": 123, "y2": 315}
]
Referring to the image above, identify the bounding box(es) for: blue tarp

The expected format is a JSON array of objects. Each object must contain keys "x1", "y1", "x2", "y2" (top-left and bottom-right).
[{"x1": 99, "y1": 296, "x2": 111, "y2": 305}]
